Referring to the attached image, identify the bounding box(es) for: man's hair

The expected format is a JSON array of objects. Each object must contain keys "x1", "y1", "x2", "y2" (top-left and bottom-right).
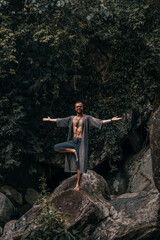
[{"x1": 75, "y1": 101, "x2": 83, "y2": 106}]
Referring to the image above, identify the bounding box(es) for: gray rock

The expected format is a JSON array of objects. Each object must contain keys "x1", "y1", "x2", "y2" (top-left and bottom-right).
[
  {"x1": 24, "y1": 188, "x2": 39, "y2": 206},
  {"x1": 107, "y1": 171, "x2": 127, "y2": 195},
  {"x1": 92, "y1": 189, "x2": 160, "y2": 240},
  {"x1": 125, "y1": 147, "x2": 155, "y2": 192},
  {"x1": 52, "y1": 170, "x2": 111, "y2": 230},
  {"x1": 1, "y1": 171, "x2": 160, "y2": 240},
  {"x1": 1, "y1": 205, "x2": 40, "y2": 240},
  {"x1": 52, "y1": 176, "x2": 160, "y2": 240},
  {"x1": 0, "y1": 185, "x2": 23, "y2": 206},
  {"x1": 150, "y1": 106, "x2": 160, "y2": 192},
  {"x1": 0, "y1": 193, "x2": 17, "y2": 227},
  {"x1": 115, "y1": 192, "x2": 143, "y2": 199},
  {"x1": 52, "y1": 189, "x2": 111, "y2": 230},
  {"x1": 107, "y1": 147, "x2": 154, "y2": 196},
  {"x1": 3, "y1": 220, "x2": 17, "y2": 235},
  {"x1": 54, "y1": 170, "x2": 111, "y2": 200}
]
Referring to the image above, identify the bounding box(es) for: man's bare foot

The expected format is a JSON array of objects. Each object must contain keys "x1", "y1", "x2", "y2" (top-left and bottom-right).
[{"x1": 74, "y1": 184, "x2": 80, "y2": 191}]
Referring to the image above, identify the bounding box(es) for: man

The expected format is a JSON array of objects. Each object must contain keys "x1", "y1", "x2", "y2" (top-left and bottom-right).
[{"x1": 43, "y1": 101, "x2": 122, "y2": 190}]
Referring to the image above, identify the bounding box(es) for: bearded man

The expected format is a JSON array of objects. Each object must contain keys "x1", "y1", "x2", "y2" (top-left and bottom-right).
[{"x1": 43, "y1": 101, "x2": 122, "y2": 190}]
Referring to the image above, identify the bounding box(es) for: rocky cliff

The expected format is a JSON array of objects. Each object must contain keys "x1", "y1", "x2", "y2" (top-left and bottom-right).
[
  {"x1": 1, "y1": 170, "x2": 160, "y2": 240},
  {"x1": 1, "y1": 106, "x2": 160, "y2": 239}
]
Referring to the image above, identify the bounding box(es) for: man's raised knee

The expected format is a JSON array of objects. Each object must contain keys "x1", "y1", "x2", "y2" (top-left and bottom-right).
[{"x1": 54, "y1": 144, "x2": 59, "y2": 151}]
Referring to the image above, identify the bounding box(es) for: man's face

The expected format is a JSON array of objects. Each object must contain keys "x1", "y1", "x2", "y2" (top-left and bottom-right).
[{"x1": 75, "y1": 103, "x2": 83, "y2": 114}]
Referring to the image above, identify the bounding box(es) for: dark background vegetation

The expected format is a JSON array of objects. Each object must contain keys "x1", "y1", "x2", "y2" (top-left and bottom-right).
[{"x1": 0, "y1": 0, "x2": 160, "y2": 190}]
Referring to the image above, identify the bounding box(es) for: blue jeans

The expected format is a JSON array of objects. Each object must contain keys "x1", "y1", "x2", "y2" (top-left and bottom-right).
[{"x1": 54, "y1": 138, "x2": 81, "y2": 169}]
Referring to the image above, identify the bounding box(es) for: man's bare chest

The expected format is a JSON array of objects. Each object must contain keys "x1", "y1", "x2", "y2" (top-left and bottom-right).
[{"x1": 73, "y1": 117, "x2": 83, "y2": 129}]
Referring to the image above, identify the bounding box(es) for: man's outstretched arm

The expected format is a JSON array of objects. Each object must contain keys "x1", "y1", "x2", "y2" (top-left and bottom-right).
[
  {"x1": 102, "y1": 116, "x2": 122, "y2": 125},
  {"x1": 43, "y1": 116, "x2": 71, "y2": 127},
  {"x1": 43, "y1": 116, "x2": 56, "y2": 122}
]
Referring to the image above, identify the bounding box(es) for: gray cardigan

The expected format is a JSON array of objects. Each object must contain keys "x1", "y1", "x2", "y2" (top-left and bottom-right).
[{"x1": 56, "y1": 114, "x2": 103, "y2": 173}]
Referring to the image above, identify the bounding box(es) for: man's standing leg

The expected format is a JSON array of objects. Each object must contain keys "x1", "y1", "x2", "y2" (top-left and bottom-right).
[
  {"x1": 74, "y1": 169, "x2": 82, "y2": 191},
  {"x1": 74, "y1": 139, "x2": 82, "y2": 191},
  {"x1": 54, "y1": 140, "x2": 81, "y2": 190}
]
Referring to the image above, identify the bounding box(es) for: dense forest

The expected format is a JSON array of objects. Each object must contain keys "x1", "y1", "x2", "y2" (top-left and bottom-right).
[
  {"x1": 0, "y1": 0, "x2": 160, "y2": 239},
  {"x1": 0, "y1": 0, "x2": 160, "y2": 188}
]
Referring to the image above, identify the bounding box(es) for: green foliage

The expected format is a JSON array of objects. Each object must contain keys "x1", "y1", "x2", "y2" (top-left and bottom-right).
[
  {"x1": 22, "y1": 207, "x2": 83, "y2": 240},
  {"x1": 37, "y1": 176, "x2": 51, "y2": 204},
  {"x1": 21, "y1": 177, "x2": 84, "y2": 240},
  {"x1": 0, "y1": 0, "x2": 160, "y2": 179}
]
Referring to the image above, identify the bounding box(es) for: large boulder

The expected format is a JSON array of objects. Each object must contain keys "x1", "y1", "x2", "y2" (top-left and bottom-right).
[
  {"x1": 1, "y1": 170, "x2": 110, "y2": 240},
  {"x1": 54, "y1": 170, "x2": 111, "y2": 200},
  {"x1": 125, "y1": 147, "x2": 156, "y2": 193},
  {"x1": 106, "y1": 147, "x2": 155, "y2": 196},
  {"x1": 0, "y1": 193, "x2": 17, "y2": 227},
  {"x1": 52, "y1": 173, "x2": 160, "y2": 240},
  {"x1": 1, "y1": 171, "x2": 160, "y2": 240},
  {"x1": 150, "y1": 106, "x2": 160, "y2": 192},
  {"x1": 0, "y1": 185, "x2": 23, "y2": 207},
  {"x1": 52, "y1": 170, "x2": 111, "y2": 229},
  {"x1": 24, "y1": 188, "x2": 39, "y2": 206},
  {"x1": 92, "y1": 190, "x2": 160, "y2": 240},
  {"x1": 3, "y1": 220, "x2": 17, "y2": 235},
  {"x1": 1, "y1": 205, "x2": 40, "y2": 240}
]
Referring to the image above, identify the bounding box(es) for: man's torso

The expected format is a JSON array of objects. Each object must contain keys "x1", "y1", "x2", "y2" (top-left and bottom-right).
[{"x1": 72, "y1": 116, "x2": 84, "y2": 138}]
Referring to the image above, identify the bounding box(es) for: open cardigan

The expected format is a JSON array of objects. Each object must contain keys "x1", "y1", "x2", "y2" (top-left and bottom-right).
[{"x1": 56, "y1": 114, "x2": 103, "y2": 173}]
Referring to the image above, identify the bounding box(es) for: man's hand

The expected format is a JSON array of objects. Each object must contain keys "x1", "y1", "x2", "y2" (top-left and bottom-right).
[
  {"x1": 112, "y1": 116, "x2": 122, "y2": 121},
  {"x1": 43, "y1": 116, "x2": 51, "y2": 121},
  {"x1": 102, "y1": 116, "x2": 122, "y2": 124}
]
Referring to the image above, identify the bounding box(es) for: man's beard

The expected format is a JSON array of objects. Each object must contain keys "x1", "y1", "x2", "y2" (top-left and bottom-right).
[{"x1": 76, "y1": 110, "x2": 83, "y2": 114}]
